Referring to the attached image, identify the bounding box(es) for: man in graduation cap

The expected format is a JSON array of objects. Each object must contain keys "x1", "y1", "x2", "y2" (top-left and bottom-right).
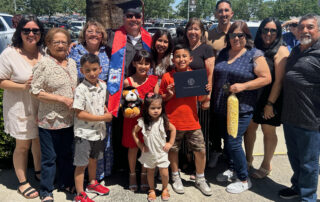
[{"x1": 107, "y1": 0, "x2": 152, "y2": 117}]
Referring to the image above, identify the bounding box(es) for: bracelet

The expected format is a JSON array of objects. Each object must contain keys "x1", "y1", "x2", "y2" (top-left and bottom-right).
[{"x1": 266, "y1": 100, "x2": 274, "y2": 106}]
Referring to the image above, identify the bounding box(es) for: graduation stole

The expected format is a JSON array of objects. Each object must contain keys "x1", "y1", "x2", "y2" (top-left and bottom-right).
[{"x1": 107, "y1": 26, "x2": 151, "y2": 117}]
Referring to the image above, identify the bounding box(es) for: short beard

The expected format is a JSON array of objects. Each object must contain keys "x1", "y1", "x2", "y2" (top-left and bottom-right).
[{"x1": 300, "y1": 37, "x2": 312, "y2": 45}]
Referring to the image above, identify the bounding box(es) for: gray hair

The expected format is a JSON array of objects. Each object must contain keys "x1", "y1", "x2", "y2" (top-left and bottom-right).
[{"x1": 299, "y1": 13, "x2": 320, "y2": 30}]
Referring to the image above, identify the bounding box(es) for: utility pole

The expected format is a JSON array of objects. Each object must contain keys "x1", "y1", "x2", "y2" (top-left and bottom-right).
[{"x1": 187, "y1": 0, "x2": 190, "y2": 20}]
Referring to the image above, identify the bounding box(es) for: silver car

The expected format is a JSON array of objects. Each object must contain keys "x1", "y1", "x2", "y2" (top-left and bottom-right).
[{"x1": 0, "y1": 13, "x2": 14, "y2": 54}]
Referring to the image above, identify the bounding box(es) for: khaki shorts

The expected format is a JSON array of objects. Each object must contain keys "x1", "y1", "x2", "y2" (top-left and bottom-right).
[{"x1": 170, "y1": 129, "x2": 205, "y2": 152}]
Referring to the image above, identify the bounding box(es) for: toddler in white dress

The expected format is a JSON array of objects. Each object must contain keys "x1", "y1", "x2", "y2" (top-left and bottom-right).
[{"x1": 132, "y1": 93, "x2": 176, "y2": 201}]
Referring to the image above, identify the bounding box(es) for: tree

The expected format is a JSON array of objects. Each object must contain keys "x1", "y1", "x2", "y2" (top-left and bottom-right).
[
  {"x1": 144, "y1": 0, "x2": 175, "y2": 19},
  {"x1": 176, "y1": 0, "x2": 216, "y2": 19}
]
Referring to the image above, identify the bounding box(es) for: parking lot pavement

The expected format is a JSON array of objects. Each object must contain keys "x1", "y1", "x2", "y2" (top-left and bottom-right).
[{"x1": 1, "y1": 154, "x2": 319, "y2": 202}]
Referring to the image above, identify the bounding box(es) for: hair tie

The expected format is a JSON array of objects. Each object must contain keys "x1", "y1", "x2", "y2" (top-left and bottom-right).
[{"x1": 147, "y1": 92, "x2": 154, "y2": 98}]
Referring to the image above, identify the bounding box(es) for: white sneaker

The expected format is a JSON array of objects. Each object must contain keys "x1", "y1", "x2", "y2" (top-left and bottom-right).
[
  {"x1": 216, "y1": 169, "x2": 237, "y2": 182},
  {"x1": 226, "y1": 178, "x2": 252, "y2": 194},
  {"x1": 195, "y1": 176, "x2": 213, "y2": 196},
  {"x1": 208, "y1": 152, "x2": 222, "y2": 168},
  {"x1": 171, "y1": 174, "x2": 184, "y2": 194}
]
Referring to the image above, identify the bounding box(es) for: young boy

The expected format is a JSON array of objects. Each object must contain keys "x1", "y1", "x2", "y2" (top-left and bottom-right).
[
  {"x1": 73, "y1": 54, "x2": 113, "y2": 202},
  {"x1": 159, "y1": 44, "x2": 212, "y2": 196}
]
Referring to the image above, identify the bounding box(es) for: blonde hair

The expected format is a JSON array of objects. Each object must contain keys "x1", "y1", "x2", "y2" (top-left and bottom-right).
[{"x1": 78, "y1": 20, "x2": 107, "y2": 46}]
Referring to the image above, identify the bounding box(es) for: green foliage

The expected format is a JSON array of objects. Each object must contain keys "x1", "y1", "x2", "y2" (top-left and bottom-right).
[
  {"x1": 0, "y1": 89, "x2": 15, "y2": 160},
  {"x1": 144, "y1": 0, "x2": 175, "y2": 19},
  {"x1": 176, "y1": 0, "x2": 217, "y2": 19},
  {"x1": 0, "y1": 0, "x2": 86, "y2": 15}
]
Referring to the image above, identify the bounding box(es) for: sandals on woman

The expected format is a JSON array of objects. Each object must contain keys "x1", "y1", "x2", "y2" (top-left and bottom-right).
[
  {"x1": 129, "y1": 172, "x2": 138, "y2": 192},
  {"x1": 140, "y1": 172, "x2": 150, "y2": 192},
  {"x1": 17, "y1": 181, "x2": 39, "y2": 199},
  {"x1": 161, "y1": 188, "x2": 170, "y2": 201},
  {"x1": 147, "y1": 189, "x2": 156, "y2": 202},
  {"x1": 251, "y1": 167, "x2": 272, "y2": 179}
]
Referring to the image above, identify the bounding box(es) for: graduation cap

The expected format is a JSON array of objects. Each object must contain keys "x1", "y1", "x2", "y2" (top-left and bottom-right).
[{"x1": 115, "y1": 0, "x2": 143, "y2": 14}]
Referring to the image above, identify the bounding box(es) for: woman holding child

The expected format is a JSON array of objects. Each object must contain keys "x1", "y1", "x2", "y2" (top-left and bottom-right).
[
  {"x1": 30, "y1": 28, "x2": 77, "y2": 202},
  {"x1": 212, "y1": 20, "x2": 271, "y2": 193}
]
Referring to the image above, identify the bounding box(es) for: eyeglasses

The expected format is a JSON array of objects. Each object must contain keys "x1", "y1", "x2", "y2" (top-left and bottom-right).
[
  {"x1": 229, "y1": 33, "x2": 245, "y2": 39},
  {"x1": 22, "y1": 28, "x2": 40, "y2": 35},
  {"x1": 289, "y1": 23, "x2": 298, "y2": 28},
  {"x1": 262, "y1": 28, "x2": 277, "y2": 35},
  {"x1": 86, "y1": 30, "x2": 102, "y2": 35},
  {"x1": 52, "y1": 40, "x2": 68, "y2": 46},
  {"x1": 126, "y1": 13, "x2": 142, "y2": 19}
]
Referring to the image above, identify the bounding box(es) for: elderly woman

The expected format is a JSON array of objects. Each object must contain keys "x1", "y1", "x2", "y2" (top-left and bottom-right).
[
  {"x1": 69, "y1": 20, "x2": 112, "y2": 181},
  {"x1": 31, "y1": 28, "x2": 77, "y2": 202},
  {"x1": 244, "y1": 18, "x2": 289, "y2": 178},
  {"x1": 69, "y1": 20, "x2": 109, "y2": 82},
  {"x1": 0, "y1": 14, "x2": 44, "y2": 199},
  {"x1": 212, "y1": 21, "x2": 271, "y2": 193}
]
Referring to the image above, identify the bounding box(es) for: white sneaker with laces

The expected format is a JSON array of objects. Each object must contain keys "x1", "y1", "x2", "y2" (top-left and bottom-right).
[
  {"x1": 216, "y1": 169, "x2": 237, "y2": 182},
  {"x1": 226, "y1": 178, "x2": 252, "y2": 194}
]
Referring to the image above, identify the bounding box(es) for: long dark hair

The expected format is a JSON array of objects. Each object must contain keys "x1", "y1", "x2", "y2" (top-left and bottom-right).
[
  {"x1": 129, "y1": 50, "x2": 154, "y2": 76},
  {"x1": 142, "y1": 93, "x2": 169, "y2": 131},
  {"x1": 225, "y1": 20, "x2": 253, "y2": 50},
  {"x1": 254, "y1": 17, "x2": 283, "y2": 58},
  {"x1": 12, "y1": 14, "x2": 44, "y2": 48},
  {"x1": 151, "y1": 29, "x2": 173, "y2": 62}
]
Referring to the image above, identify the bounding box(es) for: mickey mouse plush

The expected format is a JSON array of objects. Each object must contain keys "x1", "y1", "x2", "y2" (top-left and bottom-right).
[{"x1": 121, "y1": 86, "x2": 142, "y2": 118}]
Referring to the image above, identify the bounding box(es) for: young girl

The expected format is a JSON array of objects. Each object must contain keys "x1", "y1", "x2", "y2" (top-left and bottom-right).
[
  {"x1": 122, "y1": 50, "x2": 159, "y2": 192},
  {"x1": 132, "y1": 93, "x2": 176, "y2": 201},
  {"x1": 151, "y1": 30, "x2": 174, "y2": 85}
]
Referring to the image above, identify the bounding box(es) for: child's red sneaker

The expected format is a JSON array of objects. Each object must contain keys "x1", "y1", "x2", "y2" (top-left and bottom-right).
[
  {"x1": 86, "y1": 180, "x2": 110, "y2": 195},
  {"x1": 73, "y1": 192, "x2": 94, "y2": 202}
]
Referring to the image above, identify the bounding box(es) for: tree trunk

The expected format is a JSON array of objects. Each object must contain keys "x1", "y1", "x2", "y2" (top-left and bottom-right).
[{"x1": 86, "y1": 0, "x2": 125, "y2": 30}]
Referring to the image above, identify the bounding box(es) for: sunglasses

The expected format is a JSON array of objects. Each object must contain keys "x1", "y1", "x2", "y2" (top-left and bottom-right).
[
  {"x1": 22, "y1": 28, "x2": 41, "y2": 35},
  {"x1": 262, "y1": 28, "x2": 277, "y2": 35},
  {"x1": 289, "y1": 23, "x2": 298, "y2": 27},
  {"x1": 218, "y1": 8, "x2": 230, "y2": 13},
  {"x1": 126, "y1": 13, "x2": 142, "y2": 19},
  {"x1": 229, "y1": 33, "x2": 245, "y2": 39}
]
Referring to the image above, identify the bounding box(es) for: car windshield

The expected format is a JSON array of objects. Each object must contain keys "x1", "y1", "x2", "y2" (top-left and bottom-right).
[
  {"x1": 249, "y1": 27, "x2": 259, "y2": 39},
  {"x1": 71, "y1": 22, "x2": 82, "y2": 26},
  {"x1": 164, "y1": 24, "x2": 174, "y2": 28},
  {"x1": 2, "y1": 16, "x2": 13, "y2": 28}
]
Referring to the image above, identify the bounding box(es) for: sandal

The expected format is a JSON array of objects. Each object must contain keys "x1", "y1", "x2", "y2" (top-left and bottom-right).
[
  {"x1": 140, "y1": 172, "x2": 149, "y2": 192},
  {"x1": 17, "y1": 181, "x2": 39, "y2": 199},
  {"x1": 161, "y1": 188, "x2": 170, "y2": 201},
  {"x1": 129, "y1": 172, "x2": 138, "y2": 192},
  {"x1": 40, "y1": 194, "x2": 54, "y2": 202},
  {"x1": 34, "y1": 170, "x2": 41, "y2": 181},
  {"x1": 251, "y1": 167, "x2": 271, "y2": 179},
  {"x1": 147, "y1": 189, "x2": 156, "y2": 202}
]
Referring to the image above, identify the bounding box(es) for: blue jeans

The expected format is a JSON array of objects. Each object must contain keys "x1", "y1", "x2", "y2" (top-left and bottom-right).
[
  {"x1": 225, "y1": 113, "x2": 253, "y2": 181},
  {"x1": 283, "y1": 123, "x2": 320, "y2": 202},
  {"x1": 39, "y1": 127, "x2": 74, "y2": 198}
]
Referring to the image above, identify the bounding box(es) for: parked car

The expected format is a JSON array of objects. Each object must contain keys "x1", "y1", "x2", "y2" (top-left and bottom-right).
[
  {"x1": 153, "y1": 22, "x2": 176, "y2": 37},
  {"x1": 0, "y1": 13, "x2": 14, "y2": 54},
  {"x1": 70, "y1": 20, "x2": 85, "y2": 30},
  {"x1": 145, "y1": 27, "x2": 168, "y2": 37}
]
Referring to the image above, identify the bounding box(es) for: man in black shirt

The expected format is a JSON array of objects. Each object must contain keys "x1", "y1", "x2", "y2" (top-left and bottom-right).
[{"x1": 279, "y1": 14, "x2": 320, "y2": 201}]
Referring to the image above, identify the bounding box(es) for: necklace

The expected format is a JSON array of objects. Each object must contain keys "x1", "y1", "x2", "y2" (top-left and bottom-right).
[
  {"x1": 190, "y1": 41, "x2": 201, "y2": 50},
  {"x1": 19, "y1": 47, "x2": 39, "y2": 59}
]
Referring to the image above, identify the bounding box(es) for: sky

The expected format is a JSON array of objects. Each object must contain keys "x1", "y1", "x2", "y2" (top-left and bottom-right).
[{"x1": 172, "y1": 0, "x2": 183, "y2": 10}]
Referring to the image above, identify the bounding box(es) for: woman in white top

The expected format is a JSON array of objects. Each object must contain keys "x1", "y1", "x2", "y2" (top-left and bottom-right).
[{"x1": 0, "y1": 15, "x2": 44, "y2": 199}]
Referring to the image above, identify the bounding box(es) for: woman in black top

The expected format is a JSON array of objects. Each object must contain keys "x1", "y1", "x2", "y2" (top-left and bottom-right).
[{"x1": 244, "y1": 18, "x2": 289, "y2": 178}]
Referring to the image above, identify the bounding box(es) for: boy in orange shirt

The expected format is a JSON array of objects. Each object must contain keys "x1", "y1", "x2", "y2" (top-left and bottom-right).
[{"x1": 159, "y1": 44, "x2": 212, "y2": 196}]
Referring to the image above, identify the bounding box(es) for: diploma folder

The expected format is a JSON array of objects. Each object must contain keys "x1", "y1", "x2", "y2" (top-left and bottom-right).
[{"x1": 173, "y1": 69, "x2": 209, "y2": 98}]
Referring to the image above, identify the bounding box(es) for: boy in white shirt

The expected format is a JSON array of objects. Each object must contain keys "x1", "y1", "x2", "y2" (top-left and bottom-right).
[{"x1": 73, "y1": 54, "x2": 113, "y2": 202}]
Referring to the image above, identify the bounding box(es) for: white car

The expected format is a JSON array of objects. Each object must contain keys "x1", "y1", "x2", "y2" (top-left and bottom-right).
[
  {"x1": 0, "y1": 13, "x2": 14, "y2": 54},
  {"x1": 70, "y1": 20, "x2": 85, "y2": 30}
]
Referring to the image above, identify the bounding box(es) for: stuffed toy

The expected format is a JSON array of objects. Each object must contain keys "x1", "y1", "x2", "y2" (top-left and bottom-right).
[{"x1": 121, "y1": 86, "x2": 142, "y2": 118}]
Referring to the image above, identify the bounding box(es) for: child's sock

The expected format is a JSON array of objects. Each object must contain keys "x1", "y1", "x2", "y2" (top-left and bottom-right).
[
  {"x1": 172, "y1": 171, "x2": 179, "y2": 176},
  {"x1": 196, "y1": 173, "x2": 205, "y2": 178}
]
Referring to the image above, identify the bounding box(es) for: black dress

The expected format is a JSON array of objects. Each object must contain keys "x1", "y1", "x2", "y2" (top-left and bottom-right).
[{"x1": 252, "y1": 47, "x2": 283, "y2": 126}]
